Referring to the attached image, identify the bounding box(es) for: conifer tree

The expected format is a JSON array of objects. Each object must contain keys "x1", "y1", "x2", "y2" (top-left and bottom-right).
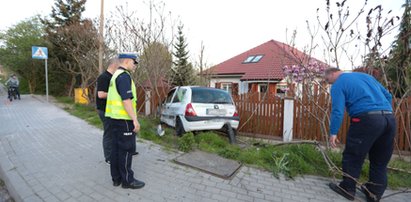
[
  {"x1": 386, "y1": 0, "x2": 411, "y2": 97},
  {"x1": 172, "y1": 25, "x2": 194, "y2": 86}
]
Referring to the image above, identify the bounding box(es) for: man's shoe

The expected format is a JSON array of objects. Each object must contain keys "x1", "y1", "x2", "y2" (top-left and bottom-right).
[
  {"x1": 113, "y1": 180, "x2": 121, "y2": 187},
  {"x1": 329, "y1": 183, "x2": 355, "y2": 201},
  {"x1": 132, "y1": 151, "x2": 139, "y2": 156},
  {"x1": 360, "y1": 185, "x2": 380, "y2": 202},
  {"x1": 122, "y1": 179, "x2": 145, "y2": 189}
]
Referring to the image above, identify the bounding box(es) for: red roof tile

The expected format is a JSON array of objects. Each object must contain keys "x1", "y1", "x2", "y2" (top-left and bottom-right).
[{"x1": 206, "y1": 39, "x2": 323, "y2": 81}]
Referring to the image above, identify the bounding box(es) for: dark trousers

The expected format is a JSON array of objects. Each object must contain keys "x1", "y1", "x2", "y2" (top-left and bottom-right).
[
  {"x1": 8, "y1": 87, "x2": 20, "y2": 99},
  {"x1": 110, "y1": 119, "x2": 136, "y2": 184},
  {"x1": 340, "y1": 113, "x2": 396, "y2": 197},
  {"x1": 98, "y1": 110, "x2": 112, "y2": 162}
]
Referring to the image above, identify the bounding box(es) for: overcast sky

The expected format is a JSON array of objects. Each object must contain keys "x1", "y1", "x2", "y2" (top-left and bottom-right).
[{"x1": 0, "y1": 0, "x2": 406, "y2": 69}]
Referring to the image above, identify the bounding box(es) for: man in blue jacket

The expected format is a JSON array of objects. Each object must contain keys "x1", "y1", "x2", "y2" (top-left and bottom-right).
[{"x1": 325, "y1": 68, "x2": 396, "y2": 202}]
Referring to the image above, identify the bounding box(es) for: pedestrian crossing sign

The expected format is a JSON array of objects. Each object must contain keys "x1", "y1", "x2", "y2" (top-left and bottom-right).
[{"x1": 32, "y1": 46, "x2": 48, "y2": 59}]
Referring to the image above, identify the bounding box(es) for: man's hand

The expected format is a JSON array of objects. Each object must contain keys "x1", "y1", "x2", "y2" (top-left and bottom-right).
[
  {"x1": 329, "y1": 135, "x2": 340, "y2": 148},
  {"x1": 133, "y1": 120, "x2": 140, "y2": 133}
]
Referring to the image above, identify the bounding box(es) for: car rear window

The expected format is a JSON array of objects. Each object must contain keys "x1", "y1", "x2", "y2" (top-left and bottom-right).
[{"x1": 191, "y1": 88, "x2": 233, "y2": 104}]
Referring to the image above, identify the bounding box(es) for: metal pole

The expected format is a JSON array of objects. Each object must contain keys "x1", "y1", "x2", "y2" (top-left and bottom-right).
[
  {"x1": 98, "y1": 0, "x2": 104, "y2": 73},
  {"x1": 45, "y1": 59, "x2": 49, "y2": 102}
]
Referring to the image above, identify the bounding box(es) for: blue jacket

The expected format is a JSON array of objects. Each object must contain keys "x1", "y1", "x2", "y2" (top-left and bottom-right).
[{"x1": 330, "y1": 72, "x2": 392, "y2": 135}]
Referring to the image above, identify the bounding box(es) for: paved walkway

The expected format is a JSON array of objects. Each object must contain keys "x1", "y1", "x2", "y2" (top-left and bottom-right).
[{"x1": 0, "y1": 94, "x2": 409, "y2": 202}]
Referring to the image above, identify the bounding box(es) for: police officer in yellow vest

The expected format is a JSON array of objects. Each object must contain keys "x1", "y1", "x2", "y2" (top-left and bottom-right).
[{"x1": 105, "y1": 53, "x2": 145, "y2": 189}]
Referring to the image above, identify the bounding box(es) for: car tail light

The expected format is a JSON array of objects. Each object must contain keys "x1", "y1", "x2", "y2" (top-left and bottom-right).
[
  {"x1": 185, "y1": 103, "x2": 197, "y2": 116},
  {"x1": 233, "y1": 108, "x2": 239, "y2": 117}
]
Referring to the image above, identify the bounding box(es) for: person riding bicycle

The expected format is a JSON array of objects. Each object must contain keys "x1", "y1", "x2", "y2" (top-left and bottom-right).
[{"x1": 6, "y1": 74, "x2": 20, "y2": 100}]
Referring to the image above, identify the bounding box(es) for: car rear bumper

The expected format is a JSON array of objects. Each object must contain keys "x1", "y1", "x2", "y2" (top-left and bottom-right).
[
  {"x1": 181, "y1": 116, "x2": 239, "y2": 132},
  {"x1": 184, "y1": 116, "x2": 240, "y2": 122}
]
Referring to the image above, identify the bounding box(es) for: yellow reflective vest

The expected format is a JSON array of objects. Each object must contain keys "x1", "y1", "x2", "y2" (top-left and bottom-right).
[{"x1": 105, "y1": 69, "x2": 137, "y2": 120}]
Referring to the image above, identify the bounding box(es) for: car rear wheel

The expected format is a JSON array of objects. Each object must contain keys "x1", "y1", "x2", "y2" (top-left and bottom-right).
[{"x1": 175, "y1": 117, "x2": 185, "y2": 137}]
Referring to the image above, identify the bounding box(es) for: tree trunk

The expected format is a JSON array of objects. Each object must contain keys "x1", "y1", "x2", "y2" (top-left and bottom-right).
[{"x1": 68, "y1": 75, "x2": 76, "y2": 97}]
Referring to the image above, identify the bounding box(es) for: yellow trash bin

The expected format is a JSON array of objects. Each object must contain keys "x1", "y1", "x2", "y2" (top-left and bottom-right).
[{"x1": 74, "y1": 88, "x2": 89, "y2": 104}]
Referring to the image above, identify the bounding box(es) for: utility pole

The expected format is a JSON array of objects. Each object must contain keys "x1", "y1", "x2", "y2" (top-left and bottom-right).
[
  {"x1": 407, "y1": 0, "x2": 411, "y2": 50},
  {"x1": 98, "y1": 0, "x2": 104, "y2": 73}
]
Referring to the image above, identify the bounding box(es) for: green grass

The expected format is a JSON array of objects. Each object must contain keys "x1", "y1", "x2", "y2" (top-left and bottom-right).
[
  {"x1": 387, "y1": 159, "x2": 411, "y2": 188},
  {"x1": 55, "y1": 96, "x2": 411, "y2": 189},
  {"x1": 55, "y1": 96, "x2": 74, "y2": 105},
  {"x1": 55, "y1": 97, "x2": 102, "y2": 129}
]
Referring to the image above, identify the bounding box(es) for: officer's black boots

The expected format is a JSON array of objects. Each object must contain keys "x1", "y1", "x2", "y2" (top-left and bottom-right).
[
  {"x1": 122, "y1": 179, "x2": 145, "y2": 189},
  {"x1": 113, "y1": 180, "x2": 121, "y2": 187}
]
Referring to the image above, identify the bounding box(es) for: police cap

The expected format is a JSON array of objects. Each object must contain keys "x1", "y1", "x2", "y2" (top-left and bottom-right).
[{"x1": 118, "y1": 53, "x2": 139, "y2": 64}]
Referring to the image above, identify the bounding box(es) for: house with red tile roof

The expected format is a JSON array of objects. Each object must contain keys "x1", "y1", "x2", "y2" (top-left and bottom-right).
[{"x1": 205, "y1": 39, "x2": 325, "y2": 96}]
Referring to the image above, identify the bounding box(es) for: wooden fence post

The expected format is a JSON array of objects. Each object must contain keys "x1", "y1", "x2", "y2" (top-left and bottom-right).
[
  {"x1": 283, "y1": 97, "x2": 294, "y2": 142},
  {"x1": 145, "y1": 90, "x2": 151, "y2": 116}
]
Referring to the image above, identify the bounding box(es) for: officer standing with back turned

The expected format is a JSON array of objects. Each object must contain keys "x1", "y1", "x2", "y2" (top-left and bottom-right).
[{"x1": 105, "y1": 53, "x2": 145, "y2": 189}]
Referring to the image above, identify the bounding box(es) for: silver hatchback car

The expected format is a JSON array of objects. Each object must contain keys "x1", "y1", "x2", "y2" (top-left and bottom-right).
[{"x1": 160, "y1": 86, "x2": 239, "y2": 143}]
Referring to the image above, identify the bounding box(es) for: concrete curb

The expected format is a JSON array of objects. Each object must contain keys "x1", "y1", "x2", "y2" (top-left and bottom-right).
[{"x1": 0, "y1": 139, "x2": 41, "y2": 202}]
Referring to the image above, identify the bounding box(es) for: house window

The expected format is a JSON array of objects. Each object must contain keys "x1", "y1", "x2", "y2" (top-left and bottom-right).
[
  {"x1": 258, "y1": 84, "x2": 268, "y2": 93},
  {"x1": 243, "y1": 56, "x2": 255, "y2": 63},
  {"x1": 221, "y1": 83, "x2": 232, "y2": 94},
  {"x1": 243, "y1": 55, "x2": 264, "y2": 64},
  {"x1": 276, "y1": 84, "x2": 288, "y2": 97},
  {"x1": 251, "y1": 55, "x2": 263, "y2": 63}
]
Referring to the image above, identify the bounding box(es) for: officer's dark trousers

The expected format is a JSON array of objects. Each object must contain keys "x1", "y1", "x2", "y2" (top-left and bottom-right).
[
  {"x1": 339, "y1": 113, "x2": 396, "y2": 198},
  {"x1": 98, "y1": 110, "x2": 112, "y2": 162},
  {"x1": 110, "y1": 119, "x2": 136, "y2": 185}
]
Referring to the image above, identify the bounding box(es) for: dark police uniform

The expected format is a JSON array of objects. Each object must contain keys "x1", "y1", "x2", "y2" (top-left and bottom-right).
[
  {"x1": 106, "y1": 61, "x2": 144, "y2": 189},
  {"x1": 110, "y1": 68, "x2": 136, "y2": 185}
]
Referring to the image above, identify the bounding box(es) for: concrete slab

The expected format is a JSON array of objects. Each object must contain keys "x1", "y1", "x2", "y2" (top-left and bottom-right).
[{"x1": 174, "y1": 150, "x2": 242, "y2": 179}]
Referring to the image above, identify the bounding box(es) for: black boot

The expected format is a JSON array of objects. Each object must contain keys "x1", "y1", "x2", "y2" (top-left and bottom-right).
[
  {"x1": 360, "y1": 185, "x2": 380, "y2": 202},
  {"x1": 122, "y1": 179, "x2": 145, "y2": 189},
  {"x1": 329, "y1": 183, "x2": 355, "y2": 201}
]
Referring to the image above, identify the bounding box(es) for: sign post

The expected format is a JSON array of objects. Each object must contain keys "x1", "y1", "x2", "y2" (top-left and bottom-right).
[{"x1": 32, "y1": 46, "x2": 49, "y2": 102}]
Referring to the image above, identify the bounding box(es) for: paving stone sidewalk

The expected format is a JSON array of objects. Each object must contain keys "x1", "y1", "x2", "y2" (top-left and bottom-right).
[{"x1": 0, "y1": 95, "x2": 409, "y2": 202}]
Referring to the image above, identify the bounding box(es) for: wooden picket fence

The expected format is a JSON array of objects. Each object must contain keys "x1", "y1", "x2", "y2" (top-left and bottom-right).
[
  {"x1": 291, "y1": 84, "x2": 350, "y2": 143},
  {"x1": 395, "y1": 97, "x2": 411, "y2": 153},
  {"x1": 232, "y1": 93, "x2": 284, "y2": 138}
]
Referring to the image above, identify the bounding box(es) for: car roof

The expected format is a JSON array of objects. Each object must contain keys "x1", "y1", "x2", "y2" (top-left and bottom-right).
[
  {"x1": 190, "y1": 87, "x2": 226, "y2": 91},
  {"x1": 171, "y1": 86, "x2": 226, "y2": 91}
]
